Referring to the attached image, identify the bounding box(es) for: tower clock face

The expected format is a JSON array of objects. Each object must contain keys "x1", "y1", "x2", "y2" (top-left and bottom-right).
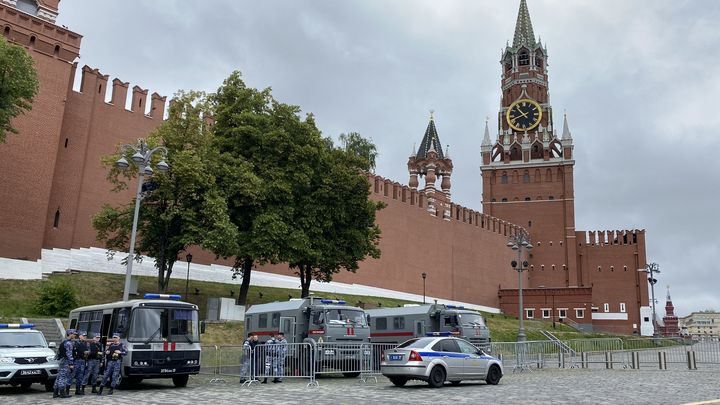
[{"x1": 506, "y1": 98, "x2": 543, "y2": 131}]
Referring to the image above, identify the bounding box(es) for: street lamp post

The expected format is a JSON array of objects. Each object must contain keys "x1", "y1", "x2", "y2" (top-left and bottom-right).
[
  {"x1": 185, "y1": 253, "x2": 193, "y2": 299},
  {"x1": 421, "y1": 272, "x2": 427, "y2": 304},
  {"x1": 507, "y1": 232, "x2": 533, "y2": 342},
  {"x1": 116, "y1": 139, "x2": 169, "y2": 302},
  {"x1": 639, "y1": 262, "x2": 661, "y2": 341}
]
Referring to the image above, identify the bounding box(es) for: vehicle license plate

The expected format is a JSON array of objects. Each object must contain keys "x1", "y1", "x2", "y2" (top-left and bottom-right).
[
  {"x1": 20, "y1": 369, "x2": 42, "y2": 375},
  {"x1": 389, "y1": 354, "x2": 403, "y2": 361}
]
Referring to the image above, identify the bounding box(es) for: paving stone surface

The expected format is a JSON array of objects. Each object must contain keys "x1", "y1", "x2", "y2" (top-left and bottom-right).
[{"x1": 2, "y1": 368, "x2": 720, "y2": 404}]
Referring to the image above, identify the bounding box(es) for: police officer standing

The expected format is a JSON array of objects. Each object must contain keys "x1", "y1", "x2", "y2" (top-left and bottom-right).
[
  {"x1": 261, "y1": 333, "x2": 277, "y2": 384},
  {"x1": 53, "y1": 329, "x2": 76, "y2": 399},
  {"x1": 72, "y1": 331, "x2": 88, "y2": 395},
  {"x1": 239, "y1": 332, "x2": 258, "y2": 384},
  {"x1": 82, "y1": 333, "x2": 103, "y2": 393},
  {"x1": 97, "y1": 333, "x2": 126, "y2": 396},
  {"x1": 273, "y1": 332, "x2": 288, "y2": 383}
]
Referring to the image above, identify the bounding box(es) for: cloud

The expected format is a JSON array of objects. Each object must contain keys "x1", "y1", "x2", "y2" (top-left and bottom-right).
[{"x1": 56, "y1": 0, "x2": 720, "y2": 315}]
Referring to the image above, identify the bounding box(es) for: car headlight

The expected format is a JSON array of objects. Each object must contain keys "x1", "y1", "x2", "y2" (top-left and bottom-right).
[
  {"x1": 0, "y1": 357, "x2": 14, "y2": 363},
  {"x1": 46, "y1": 356, "x2": 56, "y2": 362}
]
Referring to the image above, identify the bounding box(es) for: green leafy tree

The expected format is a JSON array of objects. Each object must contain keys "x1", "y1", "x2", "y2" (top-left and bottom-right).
[
  {"x1": 291, "y1": 137, "x2": 385, "y2": 298},
  {"x1": 339, "y1": 132, "x2": 377, "y2": 172},
  {"x1": 92, "y1": 91, "x2": 242, "y2": 292},
  {"x1": 36, "y1": 279, "x2": 79, "y2": 317},
  {"x1": 0, "y1": 36, "x2": 39, "y2": 143},
  {"x1": 212, "y1": 71, "x2": 325, "y2": 305}
]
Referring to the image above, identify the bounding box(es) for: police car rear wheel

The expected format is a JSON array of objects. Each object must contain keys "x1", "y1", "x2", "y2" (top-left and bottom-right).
[
  {"x1": 428, "y1": 366, "x2": 446, "y2": 388},
  {"x1": 450, "y1": 381, "x2": 461, "y2": 386},
  {"x1": 44, "y1": 380, "x2": 54, "y2": 392},
  {"x1": 172, "y1": 374, "x2": 189, "y2": 387}
]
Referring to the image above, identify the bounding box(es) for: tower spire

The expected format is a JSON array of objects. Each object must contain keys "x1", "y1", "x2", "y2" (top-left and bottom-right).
[
  {"x1": 417, "y1": 113, "x2": 444, "y2": 159},
  {"x1": 562, "y1": 111, "x2": 572, "y2": 140},
  {"x1": 513, "y1": 0, "x2": 536, "y2": 48},
  {"x1": 482, "y1": 117, "x2": 492, "y2": 146}
]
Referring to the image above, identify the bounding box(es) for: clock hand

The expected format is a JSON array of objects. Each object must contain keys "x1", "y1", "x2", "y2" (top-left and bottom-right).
[{"x1": 514, "y1": 108, "x2": 529, "y2": 119}]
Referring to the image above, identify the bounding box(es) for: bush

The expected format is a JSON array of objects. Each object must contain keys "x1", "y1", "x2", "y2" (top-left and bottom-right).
[{"x1": 35, "y1": 279, "x2": 79, "y2": 317}]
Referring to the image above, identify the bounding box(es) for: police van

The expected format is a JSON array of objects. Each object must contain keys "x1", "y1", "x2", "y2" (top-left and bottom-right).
[
  {"x1": 367, "y1": 303, "x2": 491, "y2": 349},
  {"x1": 67, "y1": 294, "x2": 201, "y2": 387},
  {"x1": 245, "y1": 297, "x2": 370, "y2": 376},
  {"x1": 0, "y1": 323, "x2": 59, "y2": 391}
]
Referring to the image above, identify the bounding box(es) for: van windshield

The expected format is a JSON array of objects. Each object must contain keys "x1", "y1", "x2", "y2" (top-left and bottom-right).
[
  {"x1": 324, "y1": 309, "x2": 367, "y2": 326},
  {"x1": 458, "y1": 313, "x2": 485, "y2": 326},
  {"x1": 128, "y1": 307, "x2": 199, "y2": 343}
]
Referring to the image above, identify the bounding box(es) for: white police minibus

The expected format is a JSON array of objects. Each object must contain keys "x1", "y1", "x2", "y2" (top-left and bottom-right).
[{"x1": 67, "y1": 294, "x2": 201, "y2": 387}]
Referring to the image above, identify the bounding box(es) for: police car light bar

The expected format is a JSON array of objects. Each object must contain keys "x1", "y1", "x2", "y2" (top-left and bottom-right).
[
  {"x1": 425, "y1": 331, "x2": 453, "y2": 337},
  {"x1": 0, "y1": 323, "x2": 34, "y2": 329},
  {"x1": 445, "y1": 305, "x2": 465, "y2": 309},
  {"x1": 319, "y1": 299, "x2": 346, "y2": 305},
  {"x1": 144, "y1": 293, "x2": 182, "y2": 300}
]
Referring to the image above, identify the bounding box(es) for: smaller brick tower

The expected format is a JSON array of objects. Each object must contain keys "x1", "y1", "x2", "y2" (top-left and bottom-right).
[
  {"x1": 408, "y1": 112, "x2": 453, "y2": 219},
  {"x1": 660, "y1": 286, "x2": 680, "y2": 337}
]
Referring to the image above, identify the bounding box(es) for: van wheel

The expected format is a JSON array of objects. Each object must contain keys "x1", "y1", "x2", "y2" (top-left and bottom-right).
[
  {"x1": 389, "y1": 377, "x2": 408, "y2": 387},
  {"x1": 172, "y1": 375, "x2": 189, "y2": 387},
  {"x1": 427, "y1": 366, "x2": 446, "y2": 388},
  {"x1": 485, "y1": 365, "x2": 502, "y2": 385}
]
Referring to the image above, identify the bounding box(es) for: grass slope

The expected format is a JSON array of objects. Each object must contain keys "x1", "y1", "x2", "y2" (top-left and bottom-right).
[{"x1": 0, "y1": 272, "x2": 622, "y2": 343}]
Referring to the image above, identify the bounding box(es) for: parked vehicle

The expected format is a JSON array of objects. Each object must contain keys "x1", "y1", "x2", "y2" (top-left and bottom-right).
[
  {"x1": 380, "y1": 333, "x2": 503, "y2": 388},
  {"x1": 245, "y1": 297, "x2": 370, "y2": 376},
  {"x1": 0, "y1": 323, "x2": 58, "y2": 392},
  {"x1": 367, "y1": 304, "x2": 490, "y2": 349},
  {"x1": 67, "y1": 293, "x2": 201, "y2": 387}
]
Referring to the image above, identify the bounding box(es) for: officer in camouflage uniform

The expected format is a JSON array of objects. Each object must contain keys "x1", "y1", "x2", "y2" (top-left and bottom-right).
[
  {"x1": 82, "y1": 333, "x2": 103, "y2": 393},
  {"x1": 72, "y1": 331, "x2": 89, "y2": 395},
  {"x1": 53, "y1": 329, "x2": 76, "y2": 399},
  {"x1": 97, "y1": 332, "x2": 126, "y2": 396},
  {"x1": 261, "y1": 333, "x2": 277, "y2": 384}
]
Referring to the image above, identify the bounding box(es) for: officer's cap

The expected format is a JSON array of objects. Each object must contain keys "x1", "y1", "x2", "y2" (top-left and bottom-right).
[
  {"x1": 66, "y1": 329, "x2": 76, "y2": 335},
  {"x1": 78, "y1": 331, "x2": 87, "y2": 337},
  {"x1": 112, "y1": 332, "x2": 121, "y2": 338}
]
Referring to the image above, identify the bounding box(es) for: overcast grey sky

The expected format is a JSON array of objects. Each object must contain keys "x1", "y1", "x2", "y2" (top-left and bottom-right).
[{"x1": 57, "y1": 0, "x2": 720, "y2": 316}]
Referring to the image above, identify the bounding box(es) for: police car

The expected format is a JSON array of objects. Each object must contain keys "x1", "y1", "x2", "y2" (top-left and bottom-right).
[
  {"x1": 380, "y1": 332, "x2": 503, "y2": 388},
  {"x1": 0, "y1": 323, "x2": 59, "y2": 391}
]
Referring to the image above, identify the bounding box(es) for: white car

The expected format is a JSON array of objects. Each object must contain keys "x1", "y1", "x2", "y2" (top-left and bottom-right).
[
  {"x1": 0, "y1": 324, "x2": 59, "y2": 391},
  {"x1": 381, "y1": 334, "x2": 503, "y2": 388}
]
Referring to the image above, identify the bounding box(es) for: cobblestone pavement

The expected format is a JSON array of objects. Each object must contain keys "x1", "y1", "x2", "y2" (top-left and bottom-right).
[{"x1": 2, "y1": 369, "x2": 720, "y2": 404}]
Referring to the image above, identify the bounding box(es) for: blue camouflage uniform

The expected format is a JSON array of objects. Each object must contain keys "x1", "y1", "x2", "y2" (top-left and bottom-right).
[
  {"x1": 274, "y1": 336, "x2": 288, "y2": 381},
  {"x1": 263, "y1": 337, "x2": 277, "y2": 381},
  {"x1": 82, "y1": 337, "x2": 103, "y2": 390},
  {"x1": 54, "y1": 330, "x2": 75, "y2": 392},
  {"x1": 100, "y1": 335, "x2": 127, "y2": 390},
  {"x1": 72, "y1": 332, "x2": 89, "y2": 392}
]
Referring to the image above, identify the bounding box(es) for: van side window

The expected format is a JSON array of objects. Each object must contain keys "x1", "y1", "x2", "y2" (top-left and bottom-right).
[
  {"x1": 442, "y1": 315, "x2": 457, "y2": 327},
  {"x1": 393, "y1": 317, "x2": 405, "y2": 329},
  {"x1": 312, "y1": 311, "x2": 324, "y2": 325},
  {"x1": 375, "y1": 317, "x2": 387, "y2": 330},
  {"x1": 271, "y1": 313, "x2": 280, "y2": 328},
  {"x1": 259, "y1": 314, "x2": 268, "y2": 328}
]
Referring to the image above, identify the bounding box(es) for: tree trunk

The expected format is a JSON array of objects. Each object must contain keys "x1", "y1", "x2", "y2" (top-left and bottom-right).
[
  {"x1": 300, "y1": 264, "x2": 312, "y2": 298},
  {"x1": 237, "y1": 258, "x2": 253, "y2": 306},
  {"x1": 162, "y1": 260, "x2": 174, "y2": 293}
]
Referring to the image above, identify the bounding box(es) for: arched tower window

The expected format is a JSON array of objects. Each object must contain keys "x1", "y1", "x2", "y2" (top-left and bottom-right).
[
  {"x1": 3, "y1": 26, "x2": 10, "y2": 37},
  {"x1": 504, "y1": 55, "x2": 513, "y2": 71},
  {"x1": 518, "y1": 49, "x2": 529, "y2": 66},
  {"x1": 53, "y1": 209, "x2": 60, "y2": 228},
  {"x1": 29, "y1": 35, "x2": 35, "y2": 48},
  {"x1": 501, "y1": 173, "x2": 508, "y2": 184},
  {"x1": 523, "y1": 171, "x2": 530, "y2": 183},
  {"x1": 531, "y1": 142, "x2": 543, "y2": 159},
  {"x1": 535, "y1": 51, "x2": 544, "y2": 68},
  {"x1": 54, "y1": 45, "x2": 60, "y2": 57},
  {"x1": 510, "y1": 144, "x2": 522, "y2": 161}
]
